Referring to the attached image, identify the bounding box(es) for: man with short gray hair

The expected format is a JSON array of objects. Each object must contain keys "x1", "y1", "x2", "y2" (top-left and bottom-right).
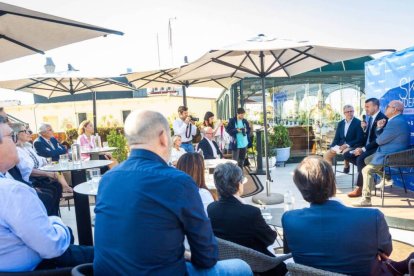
[
  {"x1": 33, "y1": 123, "x2": 67, "y2": 161},
  {"x1": 94, "y1": 110, "x2": 251, "y2": 275}
]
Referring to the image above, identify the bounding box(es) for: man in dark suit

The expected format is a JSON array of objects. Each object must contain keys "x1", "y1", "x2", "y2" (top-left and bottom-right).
[
  {"x1": 208, "y1": 162, "x2": 287, "y2": 275},
  {"x1": 323, "y1": 105, "x2": 364, "y2": 171},
  {"x1": 346, "y1": 98, "x2": 387, "y2": 197},
  {"x1": 33, "y1": 123, "x2": 67, "y2": 162},
  {"x1": 197, "y1": 127, "x2": 223, "y2": 160},
  {"x1": 226, "y1": 108, "x2": 251, "y2": 168}
]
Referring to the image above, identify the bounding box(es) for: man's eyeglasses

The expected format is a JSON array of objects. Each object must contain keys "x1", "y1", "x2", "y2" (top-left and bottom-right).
[
  {"x1": 344, "y1": 110, "x2": 354, "y2": 114},
  {"x1": 19, "y1": 130, "x2": 31, "y2": 134},
  {"x1": 386, "y1": 105, "x2": 395, "y2": 109},
  {"x1": 3, "y1": 131, "x2": 18, "y2": 143}
]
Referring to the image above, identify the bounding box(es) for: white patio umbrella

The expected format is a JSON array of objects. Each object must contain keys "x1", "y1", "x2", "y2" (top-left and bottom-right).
[
  {"x1": 0, "y1": 65, "x2": 135, "y2": 129},
  {"x1": 174, "y1": 34, "x2": 394, "y2": 204},
  {"x1": 0, "y1": 2, "x2": 123, "y2": 63},
  {"x1": 125, "y1": 68, "x2": 242, "y2": 106}
]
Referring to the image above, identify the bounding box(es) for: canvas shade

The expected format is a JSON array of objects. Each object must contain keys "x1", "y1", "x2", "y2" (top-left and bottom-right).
[
  {"x1": 173, "y1": 34, "x2": 394, "y2": 203},
  {"x1": 0, "y1": 2, "x2": 123, "y2": 63}
]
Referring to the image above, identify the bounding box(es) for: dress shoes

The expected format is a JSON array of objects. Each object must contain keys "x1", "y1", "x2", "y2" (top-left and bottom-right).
[
  {"x1": 375, "y1": 179, "x2": 394, "y2": 189},
  {"x1": 343, "y1": 167, "x2": 350, "y2": 174},
  {"x1": 352, "y1": 197, "x2": 372, "y2": 207},
  {"x1": 347, "y1": 187, "x2": 362, "y2": 198}
]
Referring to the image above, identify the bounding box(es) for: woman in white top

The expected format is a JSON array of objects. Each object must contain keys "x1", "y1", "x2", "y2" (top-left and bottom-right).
[
  {"x1": 176, "y1": 152, "x2": 215, "y2": 213},
  {"x1": 170, "y1": 135, "x2": 186, "y2": 166},
  {"x1": 13, "y1": 123, "x2": 72, "y2": 192}
]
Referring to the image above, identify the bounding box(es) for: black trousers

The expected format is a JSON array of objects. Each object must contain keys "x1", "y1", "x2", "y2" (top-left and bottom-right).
[
  {"x1": 344, "y1": 149, "x2": 376, "y2": 187},
  {"x1": 232, "y1": 147, "x2": 247, "y2": 168},
  {"x1": 31, "y1": 177, "x2": 62, "y2": 216}
]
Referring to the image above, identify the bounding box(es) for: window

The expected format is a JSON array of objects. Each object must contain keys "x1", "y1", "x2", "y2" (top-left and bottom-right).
[{"x1": 77, "y1": 113, "x2": 87, "y2": 124}]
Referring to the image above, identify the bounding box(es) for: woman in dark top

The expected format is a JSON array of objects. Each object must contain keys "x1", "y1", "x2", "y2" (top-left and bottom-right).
[{"x1": 207, "y1": 163, "x2": 287, "y2": 275}]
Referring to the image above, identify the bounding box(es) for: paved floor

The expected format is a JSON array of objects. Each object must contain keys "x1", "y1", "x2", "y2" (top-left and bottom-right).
[{"x1": 60, "y1": 161, "x2": 414, "y2": 261}]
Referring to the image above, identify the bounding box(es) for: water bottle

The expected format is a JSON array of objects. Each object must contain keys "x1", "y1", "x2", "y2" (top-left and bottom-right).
[
  {"x1": 284, "y1": 190, "x2": 293, "y2": 211},
  {"x1": 71, "y1": 141, "x2": 81, "y2": 165},
  {"x1": 95, "y1": 133, "x2": 102, "y2": 148}
]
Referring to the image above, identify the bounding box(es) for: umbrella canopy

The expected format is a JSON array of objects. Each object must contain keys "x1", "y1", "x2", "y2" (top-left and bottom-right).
[
  {"x1": 125, "y1": 68, "x2": 241, "y2": 106},
  {"x1": 0, "y1": 2, "x2": 123, "y2": 63},
  {"x1": 0, "y1": 66, "x2": 135, "y2": 129},
  {"x1": 174, "y1": 34, "x2": 394, "y2": 204}
]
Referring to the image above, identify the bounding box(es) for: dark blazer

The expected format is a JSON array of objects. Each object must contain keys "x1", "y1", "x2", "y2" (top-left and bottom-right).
[
  {"x1": 330, "y1": 117, "x2": 364, "y2": 148},
  {"x1": 282, "y1": 200, "x2": 392, "y2": 276},
  {"x1": 197, "y1": 138, "x2": 223, "y2": 160},
  {"x1": 364, "y1": 111, "x2": 387, "y2": 152},
  {"x1": 33, "y1": 136, "x2": 67, "y2": 161},
  {"x1": 226, "y1": 117, "x2": 251, "y2": 150},
  {"x1": 207, "y1": 195, "x2": 276, "y2": 256}
]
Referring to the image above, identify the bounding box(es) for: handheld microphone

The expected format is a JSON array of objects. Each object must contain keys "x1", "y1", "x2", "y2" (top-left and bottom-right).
[{"x1": 362, "y1": 114, "x2": 366, "y2": 121}]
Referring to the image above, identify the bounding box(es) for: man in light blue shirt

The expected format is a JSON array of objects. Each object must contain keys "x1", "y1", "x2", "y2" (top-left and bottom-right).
[{"x1": 0, "y1": 116, "x2": 93, "y2": 272}]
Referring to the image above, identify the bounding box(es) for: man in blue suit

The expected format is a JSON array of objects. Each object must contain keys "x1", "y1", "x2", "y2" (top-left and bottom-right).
[
  {"x1": 197, "y1": 127, "x2": 223, "y2": 160},
  {"x1": 33, "y1": 123, "x2": 67, "y2": 162},
  {"x1": 354, "y1": 100, "x2": 410, "y2": 207},
  {"x1": 323, "y1": 105, "x2": 364, "y2": 171},
  {"x1": 282, "y1": 156, "x2": 392, "y2": 275}
]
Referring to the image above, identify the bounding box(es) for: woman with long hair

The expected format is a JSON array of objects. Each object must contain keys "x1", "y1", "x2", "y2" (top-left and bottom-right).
[
  {"x1": 201, "y1": 111, "x2": 222, "y2": 136},
  {"x1": 77, "y1": 120, "x2": 95, "y2": 161},
  {"x1": 176, "y1": 152, "x2": 215, "y2": 212}
]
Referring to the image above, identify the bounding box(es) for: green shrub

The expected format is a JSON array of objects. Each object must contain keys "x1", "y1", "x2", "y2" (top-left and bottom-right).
[{"x1": 106, "y1": 129, "x2": 128, "y2": 162}]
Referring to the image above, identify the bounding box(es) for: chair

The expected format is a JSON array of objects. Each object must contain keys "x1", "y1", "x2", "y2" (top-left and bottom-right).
[
  {"x1": 333, "y1": 155, "x2": 355, "y2": 189},
  {"x1": 216, "y1": 237, "x2": 291, "y2": 273},
  {"x1": 0, "y1": 268, "x2": 72, "y2": 276},
  {"x1": 378, "y1": 148, "x2": 414, "y2": 206},
  {"x1": 409, "y1": 258, "x2": 414, "y2": 276},
  {"x1": 286, "y1": 263, "x2": 349, "y2": 276},
  {"x1": 71, "y1": 264, "x2": 93, "y2": 276}
]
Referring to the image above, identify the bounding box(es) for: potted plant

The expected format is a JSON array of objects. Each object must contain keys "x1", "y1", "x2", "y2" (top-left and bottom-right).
[
  {"x1": 257, "y1": 131, "x2": 277, "y2": 168},
  {"x1": 268, "y1": 125, "x2": 292, "y2": 164}
]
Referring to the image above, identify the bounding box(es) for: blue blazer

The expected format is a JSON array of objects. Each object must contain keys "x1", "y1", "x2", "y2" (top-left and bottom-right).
[
  {"x1": 282, "y1": 200, "x2": 392, "y2": 276},
  {"x1": 330, "y1": 117, "x2": 364, "y2": 148},
  {"x1": 370, "y1": 114, "x2": 410, "y2": 165},
  {"x1": 33, "y1": 136, "x2": 67, "y2": 162},
  {"x1": 197, "y1": 138, "x2": 223, "y2": 160}
]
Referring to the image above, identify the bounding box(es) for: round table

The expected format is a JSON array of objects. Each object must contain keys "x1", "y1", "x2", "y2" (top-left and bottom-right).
[
  {"x1": 74, "y1": 181, "x2": 99, "y2": 196},
  {"x1": 80, "y1": 147, "x2": 117, "y2": 160},
  {"x1": 40, "y1": 159, "x2": 112, "y2": 245},
  {"x1": 204, "y1": 159, "x2": 237, "y2": 169}
]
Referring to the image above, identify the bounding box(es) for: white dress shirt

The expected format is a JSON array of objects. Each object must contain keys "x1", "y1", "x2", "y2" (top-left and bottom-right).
[
  {"x1": 206, "y1": 138, "x2": 219, "y2": 158},
  {"x1": 173, "y1": 119, "x2": 196, "y2": 143}
]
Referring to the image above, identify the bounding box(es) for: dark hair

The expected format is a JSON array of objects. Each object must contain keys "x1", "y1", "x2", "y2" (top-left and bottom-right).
[
  {"x1": 237, "y1": 107, "x2": 246, "y2": 115},
  {"x1": 293, "y1": 155, "x2": 336, "y2": 204},
  {"x1": 203, "y1": 111, "x2": 215, "y2": 127},
  {"x1": 214, "y1": 163, "x2": 243, "y2": 198},
  {"x1": 365, "y1": 98, "x2": 380, "y2": 107},
  {"x1": 176, "y1": 153, "x2": 212, "y2": 193},
  {"x1": 178, "y1": 106, "x2": 188, "y2": 114}
]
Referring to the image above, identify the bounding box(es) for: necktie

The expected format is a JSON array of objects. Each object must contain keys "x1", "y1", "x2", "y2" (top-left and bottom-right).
[{"x1": 366, "y1": 116, "x2": 373, "y2": 145}]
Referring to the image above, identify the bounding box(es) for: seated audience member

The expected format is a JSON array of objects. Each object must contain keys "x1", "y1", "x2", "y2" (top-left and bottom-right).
[
  {"x1": 0, "y1": 116, "x2": 93, "y2": 272},
  {"x1": 34, "y1": 123, "x2": 67, "y2": 161},
  {"x1": 176, "y1": 152, "x2": 215, "y2": 212},
  {"x1": 323, "y1": 105, "x2": 364, "y2": 172},
  {"x1": 282, "y1": 155, "x2": 392, "y2": 275},
  {"x1": 354, "y1": 100, "x2": 410, "y2": 207},
  {"x1": 197, "y1": 127, "x2": 223, "y2": 160},
  {"x1": 208, "y1": 162, "x2": 287, "y2": 276},
  {"x1": 13, "y1": 123, "x2": 72, "y2": 193},
  {"x1": 94, "y1": 110, "x2": 251, "y2": 275},
  {"x1": 170, "y1": 135, "x2": 186, "y2": 166},
  {"x1": 345, "y1": 98, "x2": 387, "y2": 197},
  {"x1": 77, "y1": 120, "x2": 96, "y2": 160}
]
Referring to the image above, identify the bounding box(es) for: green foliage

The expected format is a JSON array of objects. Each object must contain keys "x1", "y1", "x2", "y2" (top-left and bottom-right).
[
  {"x1": 64, "y1": 127, "x2": 125, "y2": 145},
  {"x1": 106, "y1": 129, "x2": 128, "y2": 162},
  {"x1": 268, "y1": 125, "x2": 292, "y2": 149}
]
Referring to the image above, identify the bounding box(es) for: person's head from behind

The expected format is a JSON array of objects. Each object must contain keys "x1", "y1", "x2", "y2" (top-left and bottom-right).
[
  {"x1": 0, "y1": 116, "x2": 19, "y2": 173},
  {"x1": 78, "y1": 120, "x2": 94, "y2": 136},
  {"x1": 214, "y1": 163, "x2": 246, "y2": 198},
  {"x1": 364, "y1": 98, "x2": 380, "y2": 116},
  {"x1": 172, "y1": 135, "x2": 182, "y2": 149},
  {"x1": 178, "y1": 106, "x2": 188, "y2": 120},
  {"x1": 124, "y1": 110, "x2": 172, "y2": 162},
  {"x1": 38, "y1": 123, "x2": 54, "y2": 139},
  {"x1": 203, "y1": 111, "x2": 215, "y2": 127},
  {"x1": 236, "y1": 108, "x2": 246, "y2": 120},
  {"x1": 176, "y1": 152, "x2": 207, "y2": 189},
  {"x1": 293, "y1": 155, "x2": 336, "y2": 204}
]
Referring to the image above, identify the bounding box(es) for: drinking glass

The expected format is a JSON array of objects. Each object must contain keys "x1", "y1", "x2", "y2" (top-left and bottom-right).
[
  {"x1": 86, "y1": 168, "x2": 101, "y2": 191},
  {"x1": 102, "y1": 141, "x2": 109, "y2": 148},
  {"x1": 59, "y1": 154, "x2": 69, "y2": 168}
]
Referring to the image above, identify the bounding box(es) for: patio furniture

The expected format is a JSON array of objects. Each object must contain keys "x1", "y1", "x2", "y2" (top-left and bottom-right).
[
  {"x1": 286, "y1": 263, "x2": 349, "y2": 276},
  {"x1": 377, "y1": 147, "x2": 414, "y2": 206},
  {"x1": 216, "y1": 237, "x2": 291, "y2": 273},
  {"x1": 409, "y1": 258, "x2": 414, "y2": 276},
  {"x1": 71, "y1": 263, "x2": 93, "y2": 276}
]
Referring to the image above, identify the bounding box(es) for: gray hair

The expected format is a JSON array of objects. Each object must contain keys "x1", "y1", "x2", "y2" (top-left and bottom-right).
[
  {"x1": 389, "y1": 100, "x2": 404, "y2": 112},
  {"x1": 38, "y1": 123, "x2": 52, "y2": 134},
  {"x1": 11, "y1": 122, "x2": 25, "y2": 133},
  {"x1": 214, "y1": 163, "x2": 243, "y2": 198},
  {"x1": 343, "y1": 105, "x2": 354, "y2": 112},
  {"x1": 124, "y1": 110, "x2": 170, "y2": 146}
]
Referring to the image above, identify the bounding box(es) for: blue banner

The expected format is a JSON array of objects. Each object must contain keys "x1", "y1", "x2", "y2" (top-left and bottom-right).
[{"x1": 365, "y1": 46, "x2": 414, "y2": 190}]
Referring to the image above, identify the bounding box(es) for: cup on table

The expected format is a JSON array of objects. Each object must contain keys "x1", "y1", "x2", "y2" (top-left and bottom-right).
[
  {"x1": 86, "y1": 168, "x2": 101, "y2": 191},
  {"x1": 102, "y1": 141, "x2": 109, "y2": 148},
  {"x1": 46, "y1": 157, "x2": 52, "y2": 165},
  {"x1": 59, "y1": 154, "x2": 69, "y2": 168}
]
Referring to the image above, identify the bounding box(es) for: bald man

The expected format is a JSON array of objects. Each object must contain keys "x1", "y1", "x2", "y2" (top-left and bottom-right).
[{"x1": 353, "y1": 100, "x2": 410, "y2": 207}]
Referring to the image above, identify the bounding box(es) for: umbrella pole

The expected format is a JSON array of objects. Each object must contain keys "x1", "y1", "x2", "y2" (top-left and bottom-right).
[
  {"x1": 182, "y1": 85, "x2": 187, "y2": 107},
  {"x1": 92, "y1": 91, "x2": 97, "y2": 132},
  {"x1": 252, "y1": 76, "x2": 284, "y2": 205}
]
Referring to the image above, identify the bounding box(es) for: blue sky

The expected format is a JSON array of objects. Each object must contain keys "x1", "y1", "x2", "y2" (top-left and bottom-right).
[{"x1": 1, "y1": 0, "x2": 413, "y2": 104}]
